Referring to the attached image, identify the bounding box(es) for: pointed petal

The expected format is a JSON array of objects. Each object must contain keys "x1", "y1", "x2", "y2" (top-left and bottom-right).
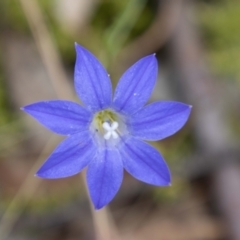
[
  {"x1": 36, "y1": 131, "x2": 96, "y2": 178},
  {"x1": 119, "y1": 137, "x2": 171, "y2": 186},
  {"x1": 87, "y1": 147, "x2": 123, "y2": 209},
  {"x1": 129, "y1": 101, "x2": 192, "y2": 141},
  {"x1": 113, "y1": 55, "x2": 158, "y2": 115},
  {"x1": 22, "y1": 100, "x2": 91, "y2": 135},
  {"x1": 74, "y1": 43, "x2": 112, "y2": 112}
]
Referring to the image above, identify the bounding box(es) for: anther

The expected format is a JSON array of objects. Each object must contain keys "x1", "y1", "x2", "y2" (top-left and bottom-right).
[{"x1": 102, "y1": 121, "x2": 119, "y2": 140}]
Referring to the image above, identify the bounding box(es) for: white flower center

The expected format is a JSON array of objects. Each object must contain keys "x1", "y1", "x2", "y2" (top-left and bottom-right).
[{"x1": 102, "y1": 121, "x2": 119, "y2": 140}]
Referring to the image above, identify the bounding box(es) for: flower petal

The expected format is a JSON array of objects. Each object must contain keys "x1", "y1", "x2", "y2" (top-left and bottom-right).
[
  {"x1": 113, "y1": 54, "x2": 157, "y2": 115},
  {"x1": 22, "y1": 100, "x2": 92, "y2": 135},
  {"x1": 74, "y1": 43, "x2": 112, "y2": 112},
  {"x1": 129, "y1": 101, "x2": 192, "y2": 141},
  {"x1": 119, "y1": 137, "x2": 171, "y2": 186},
  {"x1": 87, "y1": 147, "x2": 123, "y2": 209},
  {"x1": 36, "y1": 131, "x2": 96, "y2": 178}
]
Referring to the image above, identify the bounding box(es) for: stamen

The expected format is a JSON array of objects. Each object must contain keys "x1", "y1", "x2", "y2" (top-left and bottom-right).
[{"x1": 102, "y1": 121, "x2": 119, "y2": 140}]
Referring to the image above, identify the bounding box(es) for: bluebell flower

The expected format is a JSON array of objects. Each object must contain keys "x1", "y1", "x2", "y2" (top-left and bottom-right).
[{"x1": 22, "y1": 43, "x2": 191, "y2": 209}]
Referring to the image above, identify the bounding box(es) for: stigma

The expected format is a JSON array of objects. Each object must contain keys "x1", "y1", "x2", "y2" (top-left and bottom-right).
[{"x1": 102, "y1": 121, "x2": 119, "y2": 140}]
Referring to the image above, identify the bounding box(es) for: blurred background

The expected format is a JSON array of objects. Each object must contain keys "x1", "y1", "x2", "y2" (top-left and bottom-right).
[{"x1": 0, "y1": 0, "x2": 240, "y2": 239}]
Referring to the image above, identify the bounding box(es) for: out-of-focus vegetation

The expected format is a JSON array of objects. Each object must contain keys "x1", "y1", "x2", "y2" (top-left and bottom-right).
[
  {"x1": 0, "y1": 0, "x2": 239, "y2": 238},
  {"x1": 198, "y1": 0, "x2": 240, "y2": 81},
  {"x1": 1, "y1": 0, "x2": 239, "y2": 113},
  {"x1": 0, "y1": 71, "x2": 10, "y2": 126},
  {"x1": 0, "y1": 63, "x2": 21, "y2": 140},
  {"x1": 1, "y1": 0, "x2": 153, "y2": 67}
]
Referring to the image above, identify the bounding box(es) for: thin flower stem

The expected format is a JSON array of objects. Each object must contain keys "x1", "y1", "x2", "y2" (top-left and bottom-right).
[
  {"x1": 81, "y1": 171, "x2": 121, "y2": 240},
  {"x1": 14, "y1": 0, "x2": 121, "y2": 239}
]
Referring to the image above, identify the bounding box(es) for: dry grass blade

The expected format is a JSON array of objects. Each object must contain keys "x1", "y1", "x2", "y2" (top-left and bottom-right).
[{"x1": 19, "y1": 0, "x2": 74, "y2": 100}]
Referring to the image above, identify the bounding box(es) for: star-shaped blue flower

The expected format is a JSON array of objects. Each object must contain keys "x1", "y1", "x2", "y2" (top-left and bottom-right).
[{"x1": 22, "y1": 43, "x2": 191, "y2": 209}]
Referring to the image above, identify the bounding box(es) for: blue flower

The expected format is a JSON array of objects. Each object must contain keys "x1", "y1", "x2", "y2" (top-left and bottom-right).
[{"x1": 22, "y1": 43, "x2": 191, "y2": 209}]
